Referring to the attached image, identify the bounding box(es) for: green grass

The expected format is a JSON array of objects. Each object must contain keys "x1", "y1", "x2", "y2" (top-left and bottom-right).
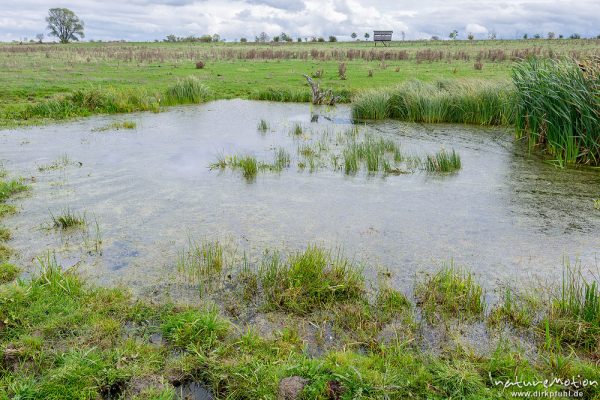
[
  {"x1": 513, "y1": 58, "x2": 600, "y2": 166},
  {"x1": 342, "y1": 134, "x2": 404, "y2": 174},
  {"x1": 1, "y1": 251, "x2": 599, "y2": 398},
  {"x1": 163, "y1": 76, "x2": 211, "y2": 105},
  {"x1": 415, "y1": 265, "x2": 485, "y2": 321},
  {"x1": 259, "y1": 245, "x2": 365, "y2": 314},
  {"x1": 290, "y1": 122, "x2": 303, "y2": 136},
  {"x1": 177, "y1": 239, "x2": 227, "y2": 293},
  {"x1": 352, "y1": 79, "x2": 515, "y2": 125},
  {"x1": 424, "y1": 148, "x2": 462, "y2": 173},
  {"x1": 488, "y1": 287, "x2": 540, "y2": 328},
  {"x1": 50, "y1": 208, "x2": 87, "y2": 230},
  {"x1": 543, "y1": 264, "x2": 600, "y2": 352},
  {"x1": 273, "y1": 147, "x2": 291, "y2": 170},
  {"x1": 0, "y1": 179, "x2": 28, "y2": 203},
  {"x1": 0, "y1": 226, "x2": 10, "y2": 242},
  {"x1": 0, "y1": 262, "x2": 19, "y2": 283},
  {"x1": 1, "y1": 39, "x2": 598, "y2": 128}
]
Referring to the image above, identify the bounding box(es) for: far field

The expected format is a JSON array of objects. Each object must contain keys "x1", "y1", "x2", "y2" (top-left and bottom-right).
[{"x1": 1, "y1": 39, "x2": 599, "y2": 127}]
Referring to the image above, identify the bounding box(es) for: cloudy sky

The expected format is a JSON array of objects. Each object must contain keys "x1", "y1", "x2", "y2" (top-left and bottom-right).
[{"x1": 1, "y1": 0, "x2": 598, "y2": 42}]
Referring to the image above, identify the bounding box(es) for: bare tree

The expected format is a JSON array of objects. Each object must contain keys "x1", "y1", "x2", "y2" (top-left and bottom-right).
[
  {"x1": 35, "y1": 33, "x2": 44, "y2": 43},
  {"x1": 46, "y1": 8, "x2": 84, "y2": 43}
]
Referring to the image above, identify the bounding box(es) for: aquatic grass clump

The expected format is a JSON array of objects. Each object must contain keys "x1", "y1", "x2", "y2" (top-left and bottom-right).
[
  {"x1": 424, "y1": 148, "x2": 461, "y2": 173},
  {"x1": 92, "y1": 120, "x2": 136, "y2": 132},
  {"x1": 0, "y1": 179, "x2": 28, "y2": 203},
  {"x1": 273, "y1": 147, "x2": 291, "y2": 170},
  {"x1": 50, "y1": 208, "x2": 87, "y2": 230},
  {"x1": 163, "y1": 76, "x2": 211, "y2": 105},
  {"x1": 37, "y1": 154, "x2": 74, "y2": 171},
  {"x1": 415, "y1": 265, "x2": 485, "y2": 321},
  {"x1": 236, "y1": 156, "x2": 259, "y2": 180},
  {"x1": 512, "y1": 58, "x2": 600, "y2": 166},
  {"x1": 259, "y1": 245, "x2": 365, "y2": 314},
  {"x1": 342, "y1": 135, "x2": 404, "y2": 175},
  {"x1": 177, "y1": 239, "x2": 226, "y2": 285},
  {"x1": 543, "y1": 264, "x2": 600, "y2": 351},
  {"x1": 488, "y1": 287, "x2": 540, "y2": 328},
  {"x1": 352, "y1": 79, "x2": 514, "y2": 125},
  {"x1": 290, "y1": 122, "x2": 303, "y2": 136},
  {"x1": 257, "y1": 119, "x2": 269, "y2": 133}
]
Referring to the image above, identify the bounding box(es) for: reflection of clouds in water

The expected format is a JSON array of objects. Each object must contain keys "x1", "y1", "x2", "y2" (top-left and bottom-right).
[{"x1": 2, "y1": 100, "x2": 599, "y2": 296}]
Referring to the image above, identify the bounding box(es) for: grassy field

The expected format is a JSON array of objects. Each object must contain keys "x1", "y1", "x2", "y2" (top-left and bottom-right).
[{"x1": 1, "y1": 39, "x2": 599, "y2": 127}]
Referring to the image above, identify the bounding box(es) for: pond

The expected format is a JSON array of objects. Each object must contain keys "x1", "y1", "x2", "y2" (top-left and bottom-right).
[{"x1": 1, "y1": 100, "x2": 599, "y2": 296}]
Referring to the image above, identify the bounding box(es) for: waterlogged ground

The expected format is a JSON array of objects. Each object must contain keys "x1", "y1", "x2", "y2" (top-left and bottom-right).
[{"x1": 1, "y1": 100, "x2": 599, "y2": 297}]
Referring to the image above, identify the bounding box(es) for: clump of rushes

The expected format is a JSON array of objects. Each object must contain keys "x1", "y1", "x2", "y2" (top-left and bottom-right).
[
  {"x1": 163, "y1": 76, "x2": 210, "y2": 105},
  {"x1": 0, "y1": 262, "x2": 20, "y2": 283},
  {"x1": 236, "y1": 156, "x2": 259, "y2": 180},
  {"x1": 513, "y1": 58, "x2": 600, "y2": 166},
  {"x1": 259, "y1": 245, "x2": 365, "y2": 314},
  {"x1": 50, "y1": 208, "x2": 87, "y2": 230},
  {"x1": 177, "y1": 239, "x2": 225, "y2": 285},
  {"x1": 424, "y1": 148, "x2": 461, "y2": 173},
  {"x1": 415, "y1": 265, "x2": 484, "y2": 321},
  {"x1": 543, "y1": 264, "x2": 599, "y2": 351},
  {"x1": 290, "y1": 123, "x2": 303, "y2": 136},
  {"x1": 257, "y1": 119, "x2": 269, "y2": 133},
  {"x1": 351, "y1": 79, "x2": 514, "y2": 125},
  {"x1": 0, "y1": 226, "x2": 10, "y2": 241},
  {"x1": 273, "y1": 147, "x2": 291, "y2": 171},
  {"x1": 342, "y1": 135, "x2": 404, "y2": 174}
]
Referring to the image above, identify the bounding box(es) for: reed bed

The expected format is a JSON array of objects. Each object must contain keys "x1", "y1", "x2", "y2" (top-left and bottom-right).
[
  {"x1": 163, "y1": 76, "x2": 211, "y2": 105},
  {"x1": 512, "y1": 58, "x2": 600, "y2": 166},
  {"x1": 351, "y1": 79, "x2": 515, "y2": 125}
]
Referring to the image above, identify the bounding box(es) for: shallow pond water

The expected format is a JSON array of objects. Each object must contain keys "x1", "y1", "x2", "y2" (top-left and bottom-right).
[{"x1": 1, "y1": 100, "x2": 599, "y2": 295}]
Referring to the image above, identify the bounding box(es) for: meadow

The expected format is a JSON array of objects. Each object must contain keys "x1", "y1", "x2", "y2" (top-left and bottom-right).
[{"x1": 1, "y1": 38, "x2": 598, "y2": 127}]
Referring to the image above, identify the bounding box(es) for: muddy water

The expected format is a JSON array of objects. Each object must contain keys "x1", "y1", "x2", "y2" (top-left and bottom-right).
[{"x1": 1, "y1": 100, "x2": 599, "y2": 295}]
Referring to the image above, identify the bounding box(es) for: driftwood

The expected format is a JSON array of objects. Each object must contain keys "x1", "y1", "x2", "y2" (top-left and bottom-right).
[{"x1": 302, "y1": 74, "x2": 340, "y2": 106}]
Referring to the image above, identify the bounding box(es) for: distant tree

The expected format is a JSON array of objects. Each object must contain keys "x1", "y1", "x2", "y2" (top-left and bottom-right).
[
  {"x1": 46, "y1": 8, "x2": 84, "y2": 43},
  {"x1": 467, "y1": 32, "x2": 474, "y2": 40},
  {"x1": 547, "y1": 32, "x2": 555, "y2": 39},
  {"x1": 364, "y1": 32, "x2": 370, "y2": 40},
  {"x1": 240, "y1": 37, "x2": 247, "y2": 42},
  {"x1": 449, "y1": 29, "x2": 458, "y2": 40},
  {"x1": 401, "y1": 31, "x2": 405, "y2": 41},
  {"x1": 488, "y1": 31, "x2": 496, "y2": 40},
  {"x1": 272, "y1": 35, "x2": 280, "y2": 42},
  {"x1": 212, "y1": 34, "x2": 220, "y2": 42},
  {"x1": 164, "y1": 34, "x2": 177, "y2": 43},
  {"x1": 257, "y1": 32, "x2": 269, "y2": 43},
  {"x1": 533, "y1": 34, "x2": 541, "y2": 39},
  {"x1": 317, "y1": 37, "x2": 325, "y2": 42},
  {"x1": 569, "y1": 33, "x2": 581, "y2": 39},
  {"x1": 328, "y1": 35, "x2": 337, "y2": 42},
  {"x1": 279, "y1": 32, "x2": 291, "y2": 42},
  {"x1": 351, "y1": 32, "x2": 357, "y2": 39},
  {"x1": 559, "y1": 34, "x2": 564, "y2": 39},
  {"x1": 35, "y1": 33, "x2": 44, "y2": 43},
  {"x1": 297, "y1": 37, "x2": 302, "y2": 42},
  {"x1": 522, "y1": 33, "x2": 528, "y2": 39},
  {"x1": 597, "y1": 34, "x2": 600, "y2": 39},
  {"x1": 430, "y1": 35, "x2": 440, "y2": 41}
]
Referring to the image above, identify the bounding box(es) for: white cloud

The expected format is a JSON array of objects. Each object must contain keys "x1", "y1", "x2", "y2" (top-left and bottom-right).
[{"x1": 0, "y1": 0, "x2": 598, "y2": 41}]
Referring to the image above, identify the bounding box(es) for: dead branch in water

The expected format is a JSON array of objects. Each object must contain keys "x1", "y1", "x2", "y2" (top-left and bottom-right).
[{"x1": 302, "y1": 74, "x2": 340, "y2": 106}]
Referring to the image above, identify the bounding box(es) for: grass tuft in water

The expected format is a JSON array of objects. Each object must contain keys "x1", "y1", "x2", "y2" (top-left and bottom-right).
[
  {"x1": 257, "y1": 119, "x2": 269, "y2": 133},
  {"x1": 259, "y1": 245, "x2": 365, "y2": 314},
  {"x1": 273, "y1": 147, "x2": 291, "y2": 171},
  {"x1": 93, "y1": 121, "x2": 136, "y2": 132},
  {"x1": 0, "y1": 179, "x2": 28, "y2": 203},
  {"x1": 415, "y1": 265, "x2": 484, "y2": 321},
  {"x1": 177, "y1": 239, "x2": 229, "y2": 293},
  {"x1": 424, "y1": 148, "x2": 461, "y2": 173},
  {"x1": 50, "y1": 208, "x2": 87, "y2": 230},
  {"x1": 342, "y1": 135, "x2": 404, "y2": 175},
  {"x1": 290, "y1": 123, "x2": 303, "y2": 136},
  {"x1": 37, "y1": 154, "x2": 75, "y2": 171}
]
